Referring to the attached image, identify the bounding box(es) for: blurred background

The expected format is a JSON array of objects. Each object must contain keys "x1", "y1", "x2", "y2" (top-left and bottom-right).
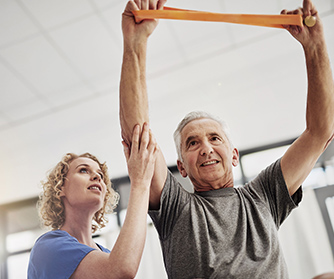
[{"x1": 0, "y1": 0, "x2": 334, "y2": 278}]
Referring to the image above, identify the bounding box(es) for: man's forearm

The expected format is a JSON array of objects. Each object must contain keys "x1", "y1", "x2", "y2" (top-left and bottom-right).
[
  {"x1": 304, "y1": 39, "x2": 334, "y2": 142},
  {"x1": 120, "y1": 41, "x2": 149, "y2": 145}
]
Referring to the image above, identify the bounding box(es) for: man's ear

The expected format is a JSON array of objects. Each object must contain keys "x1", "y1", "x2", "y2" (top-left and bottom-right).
[
  {"x1": 177, "y1": 160, "x2": 188, "y2": 178},
  {"x1": 232, "y1": 148, "x2": 239, "y2": 167}
]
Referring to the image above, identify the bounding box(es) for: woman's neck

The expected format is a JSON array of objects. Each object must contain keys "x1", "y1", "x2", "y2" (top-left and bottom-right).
[{"x1": 60, "y1": 208, "x2": 97, "y2": 249}]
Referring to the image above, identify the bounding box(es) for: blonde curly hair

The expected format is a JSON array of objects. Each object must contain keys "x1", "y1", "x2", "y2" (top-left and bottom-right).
[{"x1": 38, "y1": 153, "x2": 119, "y2": 233}]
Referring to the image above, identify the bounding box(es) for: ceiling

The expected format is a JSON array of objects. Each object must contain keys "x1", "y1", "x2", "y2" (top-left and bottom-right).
[{"x1": 1, "y1": 0, "x2": 333, "y2": 204}]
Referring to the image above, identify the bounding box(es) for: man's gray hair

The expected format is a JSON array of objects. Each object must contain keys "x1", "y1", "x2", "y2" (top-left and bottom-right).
[{"x1": 173, "y1": 111, "x2": 233, "y2": 162}]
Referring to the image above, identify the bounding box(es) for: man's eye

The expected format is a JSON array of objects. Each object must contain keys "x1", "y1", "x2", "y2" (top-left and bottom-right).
[{"x1": 189, "y1": 141, "x2": 197, "y2": 146}]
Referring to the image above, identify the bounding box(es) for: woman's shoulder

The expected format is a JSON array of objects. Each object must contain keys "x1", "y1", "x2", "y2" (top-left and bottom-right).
[
  {"x1": 35, "y1": 229, "x2": 74, "y2": 246},
  {"x1": 28, "y1": 230, "x2": 98, "y2": 278},
  {"x1": 34, "y1": 230, "x2": 110, "y2": 253}
]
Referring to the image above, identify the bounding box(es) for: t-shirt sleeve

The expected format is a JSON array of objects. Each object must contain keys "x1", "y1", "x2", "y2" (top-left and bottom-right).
[
  {"x1": 245, "y1": 158, "x2": 303, "y2": 228},
  {"x1": 149, "y1": 170, "x2": 191, "y2": 240},
  {"x1": 28, "y1": 231, "x2": 98, "y2": 279}
]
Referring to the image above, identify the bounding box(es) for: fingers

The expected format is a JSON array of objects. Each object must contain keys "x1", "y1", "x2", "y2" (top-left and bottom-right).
[
  {"x1": 133, "y1": 0, "x2": 165, "y2": 11},
  {"x1": 123, "y1": 1, "x2": 139, "y2": 21},
  {"x1": 280, "y1": 7, "x2": 302, "y2": 34},
  {"x1": 125, "y1": 1, "x2": 139, "y2": 13},
  {"x1": 140, "y1": 122, "x2": 150, "y2": 150},
  {"x1": 303, "y1": 0, "x2": 316, "y2": 17},
  {"x1": 280, "y1": 9, "x2": 289, "y2": 29},
  {"x1": 141, "y1": 0, "x2": 148, "y2": 10},
  {"x1": 129, "y1": 123, "x2": 156, "y2": 153},
  {"x1": 281, "y1": 0, "x2": 317, "y2": 20},
  {"x1": 280, "y1": 7, "x2": 302, "y2": 16},
  {"x1": 157, "y1": 0, "x2": 167, "y2": 10},
  {"x1": 130, "y1": 124, "x2": 140, "y2": 155},
  {"x1": 149, "y1": 0, "x2": 161, "y2": 10},
  {"x1": 137, "y1": 122, "x2": 157, "y2": 153},
  {"x1": 134, "y1": 0, "x2": 141, "y2": 10},
  {"x1": 125, "y1": 123, "x2": 158, "y2": 184},
  {"x1": 280, "y1": 0, "x2": 322, "y2": 46}
]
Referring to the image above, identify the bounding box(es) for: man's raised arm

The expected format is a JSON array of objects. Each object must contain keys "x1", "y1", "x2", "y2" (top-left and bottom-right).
[
  {"x1": 120, "y1": 0, "x2": 167, "y2": 209},
  {"x1": 281, "y1": 0, "x2": 334, "y2": 195}
]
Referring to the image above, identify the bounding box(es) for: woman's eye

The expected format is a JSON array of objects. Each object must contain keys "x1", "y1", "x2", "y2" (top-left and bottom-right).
[
  {"x1": 80, "y1": 168, "x2": 88, "y2": 174},
  {"x1": 99, "y1": 173, "x2": 104, "y2": 179}
]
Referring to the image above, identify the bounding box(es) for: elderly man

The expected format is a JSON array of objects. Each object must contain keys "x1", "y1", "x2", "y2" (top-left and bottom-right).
[{"x1": 119, "y1": 0, "x2": 334, "y2": 278}]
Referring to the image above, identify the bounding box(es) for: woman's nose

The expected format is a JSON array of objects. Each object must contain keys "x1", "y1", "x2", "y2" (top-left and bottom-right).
[{"x1": 91, "y1": 172, "x2": 101, "y2": 181}]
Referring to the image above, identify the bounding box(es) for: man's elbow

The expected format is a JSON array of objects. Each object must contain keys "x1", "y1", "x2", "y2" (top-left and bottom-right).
[
  {"x1": 308, "y1": 118, "x2": 334, "y2": 138},
  {"x1": 324, "y1": 132, "x2": 334, "y2": 150},
  {"x1": 320, "y1": 123, "x2": 334, "y2": 146},
  {"x1": 308, "y1": 125, "x2": 334, "y2": 151}
]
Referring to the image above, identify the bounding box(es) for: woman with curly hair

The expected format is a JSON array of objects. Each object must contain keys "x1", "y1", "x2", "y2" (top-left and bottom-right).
[{"x1": 28, "y1": 123, "x2": 158, "y2": 279}]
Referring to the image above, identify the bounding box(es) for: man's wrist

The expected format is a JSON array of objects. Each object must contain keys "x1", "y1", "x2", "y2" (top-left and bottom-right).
[{"x1": 123, "y1": 39, "x2": 148, "y2": 57}]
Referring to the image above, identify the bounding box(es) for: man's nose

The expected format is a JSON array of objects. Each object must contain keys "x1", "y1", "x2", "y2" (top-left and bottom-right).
[{"x1": 200, "y1": 141, "x2": 214, "y2": 156}]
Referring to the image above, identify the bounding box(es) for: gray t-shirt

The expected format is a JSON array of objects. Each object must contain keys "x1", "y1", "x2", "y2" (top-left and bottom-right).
[{"x1": 149, "y1": 159, "x2": 302, "y2": 279}]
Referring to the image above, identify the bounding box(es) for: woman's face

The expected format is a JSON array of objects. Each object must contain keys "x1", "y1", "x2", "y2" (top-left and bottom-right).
[{"x1": 60, "y1": 157, "x2": 107, "y2": 213}]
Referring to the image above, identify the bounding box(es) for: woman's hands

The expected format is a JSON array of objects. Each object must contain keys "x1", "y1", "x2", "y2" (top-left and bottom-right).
[{"x1": 123, "y1": 123, "x2": 159, "y2": 190}]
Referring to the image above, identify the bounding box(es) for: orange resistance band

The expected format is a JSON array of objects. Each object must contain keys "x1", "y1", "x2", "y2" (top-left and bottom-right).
[{"x1": 132, "y1": 7, "x2": 305, "y2": 29}]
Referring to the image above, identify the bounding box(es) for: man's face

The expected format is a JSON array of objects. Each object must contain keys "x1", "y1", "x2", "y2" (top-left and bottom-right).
[{"x1": 177, "y1": 118, "x2": 239, "y2": 191}]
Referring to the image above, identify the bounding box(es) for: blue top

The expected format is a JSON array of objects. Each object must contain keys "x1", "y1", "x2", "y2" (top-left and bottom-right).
[{"x1": 28, "y1": 230, "x2": 110, "y2": 279}]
